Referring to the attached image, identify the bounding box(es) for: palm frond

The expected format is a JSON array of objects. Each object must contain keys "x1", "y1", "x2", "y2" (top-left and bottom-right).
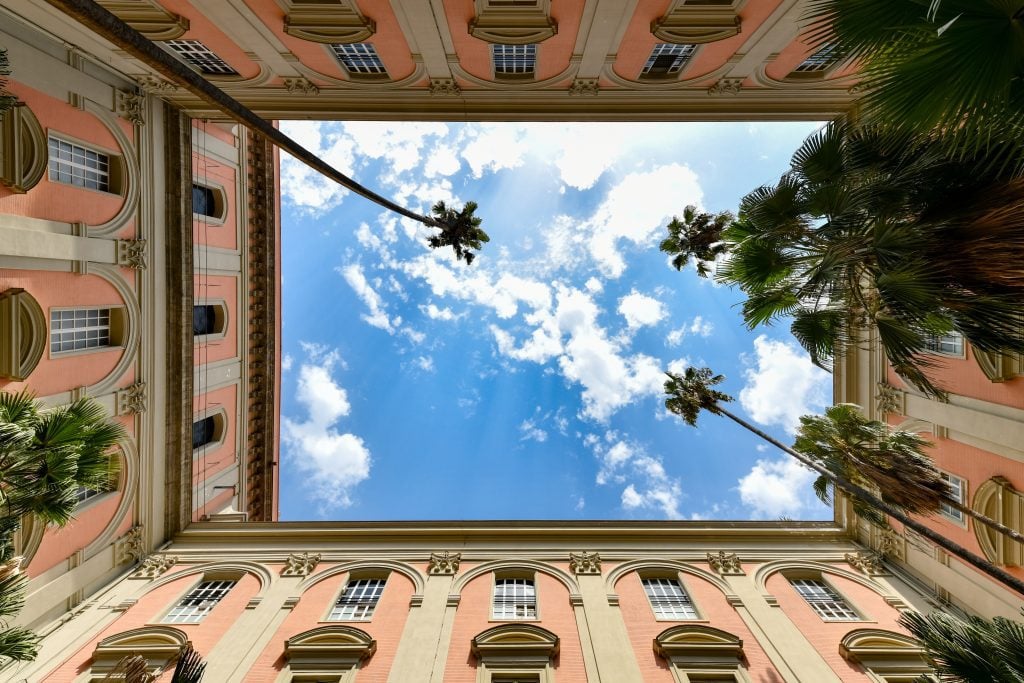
[
  {"x1": 664, "y1": 367, "x2": 734, "y2": 427},
  {"x1": 428, "y1": 201, "x2": 489, "y2": 265}
]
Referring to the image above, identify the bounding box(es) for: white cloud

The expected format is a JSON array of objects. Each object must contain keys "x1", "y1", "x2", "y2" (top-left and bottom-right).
[
  {"x1": 282, "y1": 354, "x2": 294, "y2": 372},
  {"x1": 737, "y1": 457, "x2": 815, "y2": 518},
  {"x1": 618, "y1": 290, "x2": 666, "y2": 330},
  {"x1": 424, "y1": 144, "x2": 461, "y2": 178},
  {"x1": 461, "y1": 125, "x2": 528, "y2": 178},
  {"x1": 584, "y1": 277, "x2": 603, "y2": 293},
  {"x1": 739, "y1": 335, "x2": 830, "y2": 433},
  {"x1": 519, "y1": 419, "x2": 548, "y2": 443},
  {"x1": 421, "y1": 303, "x2": 460, "y2": 321},
  {"x1": 341, "y1": 263, "x2": 396, "y2": 333},
  {"x1": 591, "y1": 436, "x2": 682, "y2": 518},
  {"x1": 279, "y1": 121, "x2": 357, "y2": 214},
  {"x1": 414, "y1": 355, "x2": 435, "y2": 372},
  {"x1": 666, "y1": 315, "x2": 714, "y2": 346},
  {"x1": 282, "y1": 347, "x2": 370, "y2": 510}
]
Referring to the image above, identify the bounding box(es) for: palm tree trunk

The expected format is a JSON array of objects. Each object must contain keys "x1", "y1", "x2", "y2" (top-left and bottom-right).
[
  {"x1": 45, "y1": 0, "x2": 442, "y2": 231},
  {"x1": 943, "y1": 499, "x2": 1024, "y2": 546},
  {"x1": 715, "y1": 407, "x2": 1024, "y2": 598}
]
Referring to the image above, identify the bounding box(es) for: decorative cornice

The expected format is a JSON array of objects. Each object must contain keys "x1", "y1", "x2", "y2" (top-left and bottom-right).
[
  {"x1": 429, "y1": 78, "x2": 462, "y2": 96},
  {"x1": 135, "y1": 74, "x2": 178, "y2": 93},
  {"x1": 117, "y1": 239, "x2": 148, "y2": 269},
  {"x1": 115, "y1": 525, "x2": 145, "y2": 564},
  {"x1": 469, "y1": 5, "x2": 557, "y2": 45},
  {"x1": 708, "y1": 77, "x2": 743, "y2": 95},
  {"x1": 95, "y1": 0, "x2": 189, "y2": 40},
  {"x1": 845, "y1": 551, "x2": 887, "y2": 576},
  {"x1": 115, "y1": 89, "x2": 145, "y2": 125},
  {"x1": 569, "y1": 551, "x2": 601, "y2": 575},
  {"x1": 707, "y1": 551, "x2": 744, "y2": 575},
  {"x1": 282, "y1": 552, "x2": 322, "y2": 577},
  {"x1": 129, "y1": 554, "x2": 177, "y2": 579},
  {"x1": 427, "y1": 551, "x2": 461, "y2": 575},
  {"x1": 568, "y1": 78, "x2": 599, "y2": 96},
  {"x1": 652, "y1": 4, "x2": 741, "y2": 44},
  {"x1": 283, "y1": 1, "x2": 375, "y2": 44},
  {"x1": 282, "y1": 77, "x2": 320, "y2": 96}
]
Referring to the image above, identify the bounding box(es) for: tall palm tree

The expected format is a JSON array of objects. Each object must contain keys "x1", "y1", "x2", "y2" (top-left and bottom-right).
[
  {"x1": 899, "y1": 609, "x2": 1024, "y2": 682},
  {"x1": 104, "y1": 644, "x2": 206, "y2": 683},
  {"x1": 663, "y1": 367, "x2": 1024, "y2": 597},
  {"x1": 45, "y1": 0, "x2": 488, "y2": 266},
  {"x1": 717, "y1": 119, "x2": 1024, "y2": 398},
  {"x1": 659, "y1": 206, "x2": 733, "y2": 278},
  {"x1": 805, "y1": 0, "x2": 1024, "y2": 176}
]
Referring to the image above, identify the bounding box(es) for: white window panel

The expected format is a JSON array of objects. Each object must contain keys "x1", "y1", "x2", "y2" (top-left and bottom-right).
[
  {"x1": 940, "y1": 472, "x2": 966, "y2": 523},
  {"x1": 642, "y1": 577, "x2": 698, "y2": 619},
  {"x1": 163, "y1": 580, "x2": 236, "y2": 624},
  {"x1": 642, "y1": 43, "x2": 696, "y2": 76},
  {"x1": 328, "y1": 578, "x2": 386, "y2": 620},
  {"x1": 791, "y1": 578, "x2": 859, "y2": 621},
  {"x1": 926, "y1": 332, "x2": 964, "y2": 357},
  {"x1": 493, "y1": 577, "x2": 536, "y2": 619},
  {"x1": 50, "y1": 308, "x2": 112, "y2": 354},
  {"x1": 48, "y1": 136, "x2": 110, "y2": 192},
  {"x1": 793, "y1": 43, "x2": 839, "y2": 73},
  {"x1": 330, "y1": 43, "x2": 387, "y2": 75},
  {"x1": 162, "y1": 40, "x2": 238, "y2": 75},
  {"x1": 493, "y1": 44, "x2": 537, "y2": 75}
]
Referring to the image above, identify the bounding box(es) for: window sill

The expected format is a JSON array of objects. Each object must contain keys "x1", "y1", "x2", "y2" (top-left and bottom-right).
[{"x1": 49, "y1": 345, "x2": 122, "y2": 360}]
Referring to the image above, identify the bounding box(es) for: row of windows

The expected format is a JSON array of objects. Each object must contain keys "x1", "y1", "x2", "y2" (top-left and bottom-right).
[
  {"x1": 46, "y1": 304, "x2": 223, "y2": 356},
  {"x1": 161, "y1": 574, "x2": 865, "y2": 625},
  {"x1": 155, "y1": 37, "x2": 840, "y2": 82}
]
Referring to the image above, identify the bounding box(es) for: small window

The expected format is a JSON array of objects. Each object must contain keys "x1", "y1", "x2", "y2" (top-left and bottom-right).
[
  {"x1": 193, "y1": 305, "x2": 217, "y2": 336},
  {"x1": 492, "y1": 44, "x2": 537, "y2": 78},
  {"x1": 791, "y1": 578, "x2": 859, "y2": 621},
  {"x1": 76, "y1": 485, "x2": 103, "y2": 504},
  {"x1": 48, "y1": 136, "x2": 111, "y2": 192},
  {"x1": 328, "y1": 578, "x2": 386, "y2": 620},
  {"x1": 329, "y1": 43, "x2": 388, "y2": 76},
  {"x1": 192, "y1": 416, "x2": 216, "y2": 450},
  {"x1": 643, "y1": 577, "x2": 698, "y2": 620},
  {"x1": 492, "y1": 577, "x2": 537, "y2": 619},
  {"x1": 939, "y1": 472, "x2": 966, "y2": 523},
  {"x1": 49, "y1": 307, "x2": 123, "y2": 355},
  {"x1": 163, "y1": 579, "x2": 236, "y2": 624},
  {"x1": 192, "y1": 184, "x2": 217, "y2": 217},
  {"x1": 162, "y1": 40, "x2": 238, "y2": 75},
  {"x1": 791, "y1": 43, "x2": 839, "y2": 75},
  {"x1": 925, "y1": 332, "x2": 964, "y2": 357},
  {"x1": 642, "y1": 43, "x2": 696, "y2": 77}
]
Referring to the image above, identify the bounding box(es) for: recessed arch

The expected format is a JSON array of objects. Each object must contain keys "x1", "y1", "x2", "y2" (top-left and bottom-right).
[
  {"x1": 840, "y1": 628, "x2": 932, "y2": 679},
  {"x1": 753, "y1": 559, "x2": 891, "y2": 599},
  {"x1": 76, "y1": 97, "x2": 139, "y2": 237},
  {"x1": 450, "y1": 559, "x2": 579, "y2": 597},
  {"x1": 605, "y1": 558, "x2": 734, "y2": 598},
  {"x1": 300, "y1": 558, "x2": 426, "y2": 598},
  {"x1": 142, "y1": 560, "x2": 274, "y2": 599},
  {"x1": 85, "y1": 264, "x2": 140, "y2": 397},
  {"x1": 83, "y1": 438, "x2": 137, "y2": 561}
]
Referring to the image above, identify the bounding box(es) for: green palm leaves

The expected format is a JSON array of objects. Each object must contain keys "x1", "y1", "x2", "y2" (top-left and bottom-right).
[
  {"x1": 663, "y1": 368, "x2": 732, "y2": 426},
  {"x1": 0, "y1": 50, "x2": 15, "y2": 120},
  {"x1": 659, "y1": 206, "x2": 733, "y2": 278},
  {"x1": 899, "y1": 609, "x2": 1024, "y2": 682},
  {"x1": 427, "y1": 201, "x2": 490, "y2": 266}
]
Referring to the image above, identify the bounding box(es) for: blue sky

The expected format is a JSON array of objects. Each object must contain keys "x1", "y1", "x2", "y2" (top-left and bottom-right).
[{"x1": 277, "y1": 121, "x2": 834, "y2": 522}]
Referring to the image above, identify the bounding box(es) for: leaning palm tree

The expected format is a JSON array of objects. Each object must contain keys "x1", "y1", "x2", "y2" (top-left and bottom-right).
[
  {"x1": 899, "y1": 609, "x2": 1024, "y2": 682},
  {"x1": 103, "y1": 644, "x2": 206, "y2": 683},
  {"x1": 46, "y1": 0, "x2": 488, "y2": 266},
  {"x1": 717, "y1": 120, "x2": 1024, "y2": 398},
  {"x1": 659, "y1": 206, "x2": 734, "y2": 278},
  {"x1": 663, "y1": 366, "x2": 1024, "y2": 597},
  {"x1": 805, "y1": 0, "x2": 1024, "y2": 176}
]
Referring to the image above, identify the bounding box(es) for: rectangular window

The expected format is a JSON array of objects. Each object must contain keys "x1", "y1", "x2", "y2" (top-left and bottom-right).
[
  {"x1": 162, "y1": 40, "x2": 238, "y2": 75},
  {"x1": 76, "y1": 485, "x2": 102, "y2": 503},
  {"x1": 328, "y1": 578, "x2": 386, "y2": 620},
  {"x1": 192, "y1": 184, "x2": 217, "y2": 217},
  {"x1": 792, "y1": 43, "x2": 839, "y2": 73},
  {"x1": 940, "y1": 472, "x2": 966, "y2": 523},
  {"x1": 48, "y1": 136, "x2": 110, "y2": 192},
  {"x1": 492, "y1": 44, "x2": 537, "y2": 76},
  {"x1": 193, "y1": 305, "x2": 218, "y2": 336},
  {"x1": 49, "y1": 308, "x2": 112, "y2": 354},
  {"x1": 642, "y1": 43, "x2": 697, "y2": 77},
  {"x1": 163, "y1": 579, "x2": 236, "y2": 624},
  {"x1": 192, "y1": 416, "x2": 216, "y2": 450},
  {"x1": 329, "y1": 43, "x2": 387, "y2": 75},
  {"x1": 791, "y1": 578, "x2": 859, "y2": 621},
  {"x1": 493, "y1": 577, "x2": 537, "y2": 619},
  {"x1": 642, "y1": 577, "x2": 698, "y2": 619},
  {"x1": 925, "y1": 332, "x2": 964, "y2": 357}
]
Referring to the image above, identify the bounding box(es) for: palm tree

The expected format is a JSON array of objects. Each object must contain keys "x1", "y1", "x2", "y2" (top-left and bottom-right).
[
  {"x1": 663, "y1": 367, "x2": 1024, "y2": 597},
  {"x1": 659, "y1": 206, "x2": 733, "y2": 278},
  {"x1": 0, "y1": 392, "x2": 125, "y2": 663},
  {"x1": 899, "y1": 609, "x2": 1024, "y2": 682},
  {"x1": 103, "y1": 644, "x2": 206, "y2": 683},
  {"x1": 717, "y1": 120, "x2": 1024, "y2": 398},
  {"x1": 46, "y1": 0, "x2": 488, "y2": 265},
  {"x1": 0, "y1": 50, "x2": 16, "y2": 120},
  {"x1": 805, "y1": 0, "x2": 1024, "y2": 175}
]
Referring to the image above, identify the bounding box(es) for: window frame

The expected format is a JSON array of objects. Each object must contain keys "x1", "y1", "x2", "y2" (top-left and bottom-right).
[
  {"x1": 191, "y1": 407, "x2": 228, "y2": 459},
  {"x1": 924, "y1": 331, "x2": 966, "y2": 359},
  {"x1": 160, "y1": 39, "x2": 239, "y2": 76},
  {"x1": 48, "y1": 305, "x2": 126, "y2": 358},
  {"x1": 192, "y1": 299, "x2": 229, "y2": 343},
  {"x1": 191, "y1": 180, "x2": 228, "y2": 224},
  {"x1": 324, "y1": 575, "x2": 388, "y2": 622},
  {"x1": 159, "y1": 577, "x2": 238, "y2": 625},
  {"x1": 641, "y1": 574, "x2": 701, "y2": 621},
  {"x1": 328, "y1": 43, "x2": 389, "y2": 80},
  {"x1": 491, "y1": 43, "x2": 538, "y2": 80},
  {"x1": 640, "y1": 43, "x2": 699, "y2": 79},
  {"x1": 491, "y1": 572, "x2": 539, "y2": 621},
  {"x1": 46, "y1": 132, "x2": 122, "y2": 196},
  {"x1": 789, "y1": 576, "x2": 864, "y2": 622},
  {"x1": 939, "y1": 471, "x2": 967, "y2": 527},
  {"x1": 786, "y1": 43, "x2": 844, "y2": 80}
]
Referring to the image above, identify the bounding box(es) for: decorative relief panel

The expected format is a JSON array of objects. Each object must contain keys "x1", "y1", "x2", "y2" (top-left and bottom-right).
[
  {"x1": 845, "y1": 551, "x2": 887, "y2": 576},
  {"x1": 117, "y1": 239, "x2": 148, "y2": 270},
  {"x1": 283, "y1": 77, "x2": 320, "y2": 95},
  {"x1": 568, "y1": 79, "x2": 599, "y2": 96},
  {"x1": 707, "y1": 551, "x2": 744, "y2": 575},
  {"x1": 115, "y1": 525, "x2": 145, "y2": 564},
  {"x1": 569, "y1": 551, "x2": 601, "y2": 575},
  {"x1": 429, "y1": 79, "x2": 462, "y2": 96},
  {"x1": 428, "y1": 551, "x2": 461, "y2": 575},
  {"x1": 469, "y1": 0, "x2": 557, "y2": 45},
  {"x1": 708, "y1": 77, "x2": 743, "y2": 95},
  {"x1": 652, "y1": 0, "x2": 741, "y2": 44},
  {"x1": 129, "y1": 554, "x2": 177, "y2": 579},
  {"x1": 95, "y1": 0, "x2": 189, "y2": 40},
  {"x1": 117, "y1": 381, "x2": 147, "y2": 415},
  {"x1": 282, "y1": 552, "x2": 322, "y2": 577},
  {"x1": 115, "y1": 89, "x2": 145, "y2": 126},
  {"x1": 281, "y1": 0, "x2": 376, "y2": 44},
  {"x1": 875, "y1": 382, "x2": 904, "y2": 416}
]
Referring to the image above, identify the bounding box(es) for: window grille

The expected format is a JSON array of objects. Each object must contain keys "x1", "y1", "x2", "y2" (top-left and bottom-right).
[
  {"x1": 193, "y1": 305, "x2": 218, "y2": 336},
  {"x1": 940, "y1": 472, "x2": 966, "y2": 523},
  {"x1": 76, "y1": 485, "x2": 102, "y2": 503},
  {"x1": 925, "y1": 332, "x2": 964, "y2": 357},
  {"x1": 793, "y1": 43, "x2": 839, "y2": 73},
  {"x1": 791, "y1": 578, "x2": 859, "y2": 620},
  {"x1": 329, "y1": 43, "x2": 387, "y2": 75},
  {"x1": 493, "y1": 577, "x2": 537, "y2": 619},
  {"x1": 192, "y1": 184, "x2": 217, "y2": 217},
  {"x1": 192, "y1": 416, "x2": 216, "y2": 450},
  {"x1": 492, "y1": 44, "x2": 537, "y2": 76},
  {"x1": 328, "y1": 578, "x2": 386, "y2": 620},
  {"x1": 50, "y1": 308, "x2": 112, "y2": 354},
  {"x1": 163, "y1": 580, "x2": 236, "y2": 624},
  {"x1": 642, "y1": 43, "x2": 696, "y2": 76},
  {"x1": 162, "y1": 40, "x2": 238, "y2": 75},
  {"x1": 48, "y1": 137, "x2": 110, "y2": 192},
  {"x1": 642, "y1": 577, "x2": 698, "y2": 619}
]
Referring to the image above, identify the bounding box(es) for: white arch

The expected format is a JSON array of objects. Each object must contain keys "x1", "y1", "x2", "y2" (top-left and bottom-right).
[
  {"x1": 450, "y1": 559, "x2": 580, "y2": 596},
  {"x1": 300, "y1": 559, "x2": 426, "y2": 597}
]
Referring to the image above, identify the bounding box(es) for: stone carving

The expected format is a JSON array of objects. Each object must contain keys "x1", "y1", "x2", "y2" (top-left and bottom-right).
[
  {"x1": 429, "y1": 78, "x2": 462, "y2": 96},
  {"x1": 283, "y1": 77, "x2": 320, "y2": 96},
  {"x1": 117, "y1": 239, "x2": 148, "y2": 270},
  {"x1": 707, "y1": 77, "x2": 743, "y2": 95},
  {"x1": 568, "y1": 79, "x2": 599, "y2": 96},
  {"x1": 569, "y1": 551, "x2": 601, "y2": 575},
  {"x1": 116, "y1": 525, "x2": 145, "y2": 564},
  {"x1": 873, "y1": 524, "x2": 905, "y2": 561},
  {"x1": 115, "y1": 89, "x2": 145, "y2": 126},
  {"x1": 428, "y1": 551, "x2": 461, "y2": 575},
  {"x1": 129, "y1": 554, "x2": 177, "y2": 579},
  {"x1": 117, "y1": 381, "x2": 147, "y2": 415},
  {"x1": 281, "y1": 552, "x2": 322, "y2": 577},
  {"x1": 845, "y1": 551, "x2": 886, "y2": 576},
  {"x1": 707, "y1": 551, "x2": 744, "y2": 575},
  {"x1": 135, "y1": 75, "x2": 178, "y2": 93},
  {"x1": 875, "y1": 382, "x2": 902, "y2": 416}
]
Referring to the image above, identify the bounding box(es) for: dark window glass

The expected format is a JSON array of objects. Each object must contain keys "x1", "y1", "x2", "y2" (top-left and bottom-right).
[
  {"x1": 193, "y1": 305, "x2": 217, "y2": 336},
  {"x1": 192, "y1": 416, "x2": 216, "y2": 450},
  {"x1": 192, "y1": 184, "x2": 217, "y2": 217}
]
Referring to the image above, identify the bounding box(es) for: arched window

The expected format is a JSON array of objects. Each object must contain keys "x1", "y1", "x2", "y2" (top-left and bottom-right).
[
  {"x1": 0, "y1": 288, "x2": 46, "y2": 380},
  {"x1": 192, "y1": 300, "x2": 228, "y2": 339},
  {"x1": 191, "y1": 182, "x2": 227, "y2": 222},
  {"x1": 653, "y1": 625, "x2": 749, "y2": 683},
  {"x1": 840, "y1": 629, "x2": 933, "y2": 682},
  {"x1": 472, "y1": 624, "x2": 559, "y2": 683},
  {"x1": 89, "y1": 626, "x2": 189, "y2": 679},
  {"x1": 284, "y1": 625, "x2": 376, "y2": 682},
  {"x1": 493, "y1": 574, "x2": 537, "y2": 620},
  {"x1": 0, "y1": 103, "x2": 48, "y2": 194},
  {"x1": 192, "y1": 409, "x2": 227, "y2": 455}
]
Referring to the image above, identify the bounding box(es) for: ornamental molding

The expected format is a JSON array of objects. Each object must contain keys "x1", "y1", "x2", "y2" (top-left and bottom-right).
[
  {"x1": 281, "y1": 0, "x2": 375, "y2": 44},
  {"x1": 129, "y1": 554, "x2": 177, "y2": 579},
  {"x1": 708, "y1": 77, "x2": 743, "y2": 95},
  {"x1": 0, "y1": 103, "x2": 48, "y2": 194},
  {"x1": 117, "y1": 380, "x2": 147, "y2": 415},
  {"x1": 117, "y1": 239, "x2": 148, "y2": 269},
  {"x1": 652, "y1": 2, "x2": 742, "y2": 44},
  {"x1": 707, "y1": 551, "x2": 744, "y2": 575},
  {"x1": 135, "y1": 74, "x2": 178, "y2": 93},
  {"x1": 569, "y1": 551, "x2": 601, "y2": 575},
  {"x1": 115, "y1": 525, "x2": 145, "y2": 564},
  {"x1": 429, "y1": 78, "x2": 462, "y2": 96},
  {"x1": 875, "y1": 382, "x2": 904, "y2": 416},
  {"x1": 469, "y1": 1, "x2": 557, "y2": 45},
  {"x1": 875, "y1": 526, "x2": 905, "y2": 561},
  {"x1": 95, "y1": 0, "x2": 189, "y2": 40},
  {"x1": 283, "y1": 77, "x2": 320, "y2": 95},
  {"x1": 428, "y1": 551, "x2": 461, "y2": 575},
  {"x1": 568, "y1": 78, "x2": 599, "y2": 96},
  {"x1": 845, "y1": 551, "x2": 887, "y2": 576},
  {"x1": 115, "y1": 89, "x2": 145, "y2": 125},
  {"x1": 282, "y1": 552, "x2": 322, "y2": 577}
]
